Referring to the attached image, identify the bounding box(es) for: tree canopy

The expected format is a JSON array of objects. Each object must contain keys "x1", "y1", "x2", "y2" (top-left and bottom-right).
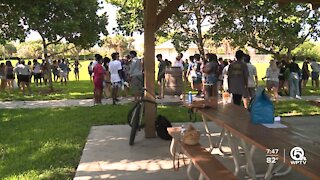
[
  {"x1": 1, "y1": 0, "x2": 108, "y2": 48},
  {"x1": 107, "y1": 0, "x2": 320, "y2": 59},
  {"x1": 210, "y1": 0, "x2": 320, "y2": 59},
  {"x1": 1, "y1": 0, "x2": 108, "y2": 90}
]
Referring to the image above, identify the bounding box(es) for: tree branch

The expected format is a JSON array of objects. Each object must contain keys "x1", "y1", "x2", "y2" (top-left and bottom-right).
[
  {"x1": 47, "y1": 37, "x2": 64, "y2": 46},
  {"x1": 156, "y1": 0, "x2": 186, "y2": 30}
]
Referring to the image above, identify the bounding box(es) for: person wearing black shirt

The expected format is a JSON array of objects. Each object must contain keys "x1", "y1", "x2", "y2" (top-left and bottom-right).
[
  {"x1": 288, "y1": 58, "x2": 301, "y2": 99},
  {"x1": 156, "y1": 54, "x2": 166, "y2": 98}
]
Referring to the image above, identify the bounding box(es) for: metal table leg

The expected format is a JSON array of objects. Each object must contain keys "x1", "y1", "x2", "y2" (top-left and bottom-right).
[
  {"x1": 265, "y1": 164, "x2": 292, "y2": 179},
  {"x1": 187, "y1": 159, "x2": 194, "y2": 180},
  {"x1": 226, "y1": 130, "x2": 241, "y2": 176},
  {"x1": 201, "y1": 114, "x2": 214, "y2": 151},
  {"x1": 241, "y1": 139, "x2": 257, "y2": 179},
  {"x1": 170, "y1": 138, "x2": 177, "y2": 157},
  {"x1": 198, "y1": 173, "x2": 204, "y2": 180}
]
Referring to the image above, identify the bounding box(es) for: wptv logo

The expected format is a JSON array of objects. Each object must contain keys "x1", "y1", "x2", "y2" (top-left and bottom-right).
[{"x1": 290, "y1": 147, "x2": 307, "y2": 165}]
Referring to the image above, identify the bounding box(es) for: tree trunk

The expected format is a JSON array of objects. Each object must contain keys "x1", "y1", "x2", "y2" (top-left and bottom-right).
[
  {"x1": 42, "y1": 38, "x2": 54, "y2": 92},
  {"x1": 286, "y1": 48, "x2": 292, "y2": 61},
  {"x1": 195, "y1": 7, "x2": 205, "y2": 59}
]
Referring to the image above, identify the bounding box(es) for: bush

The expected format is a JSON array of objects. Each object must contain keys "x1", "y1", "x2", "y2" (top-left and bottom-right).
[{"x1": 292, "y1": 41, "x2": 320, "y2": 61}]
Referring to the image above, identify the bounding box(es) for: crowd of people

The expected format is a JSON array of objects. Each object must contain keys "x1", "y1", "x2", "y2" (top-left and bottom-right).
[
  {"x1": 0, "y1": 58, "x2": 82, "y2": 95},
  {"x1": 160, "y1": 50, "x2": 320, "y2": 107},
  {"x1": 90, "y1": 51, "x2": 143, "y2": 105},
  {"x1": 1, "y1": 50, "x2": 319, "y2": 106},
  {"x1": 90, "y1": 48, "x2": 320, "y2": 107}
]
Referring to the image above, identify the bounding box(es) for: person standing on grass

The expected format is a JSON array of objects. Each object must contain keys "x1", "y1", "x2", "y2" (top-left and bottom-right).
[
  {"x1": 26, "y1": 61, "x2": 33, "y2": 83},
  {"x1": 121, "y1": 56, "x2": 130, "y2": 97},
  {"x1": 16, "y1": 58, "x2": 22, "y2": 88},
  {"x1": 227, "y1": 50, "x2": 249, "y2": 106},
  {"x1": 0, "y1": 63, "x2": 6, "y2": 91},
  {"x1": 93, "y1": 54, "x2": 104, "y2": 105},
  {"x1": 192, "y1": 54, "x2": 203, "y2": 97},
  {"x1": 301, "y1": 60, "x2": 310, "y2": 88},
  {"x1": 88, "y1": 61, "x2": 93, "y2": 82},
  {"x1": 109, "y1": 52, "x2": 122, "y2": 105},
  {"x1": 203, "y1": 53, "x2": 219, "y2": 100},
  {"x1": 265, "y1": 60, "x2": 280, "y2": 102},
  {"x1": 59, "y1": 59, "x2": 68, "y2": 85},
  {"x1": 52, "y1": 60, "x2": 59, "y2": 82},
  {"x1": 310, "y1": 59, "x2": 319, "y2": 88},
  {"x1": 278, "y1": 60, "x2": 290, "y2": 96},
  {"x1": 33, "y1": 59, "x2": 42, "y2": 87},
  {"x1": 217, "y1": 57, "x2": 224, "y2": 93},
  {"x1": 186, "y1": 56, "x2": 195, "y2": 87},
  {"x1": 42, "y1": 60, "x2": 49, "y2": 86},
  {"x1": 129, "y1": 51, "x2": 143, "y2": 102},
  {"x1": 222, "y1": 59, "x2": 232, "y2": 92},
  {"x1": 243, "y1": 54, "x2": 258, "y2": 108},
  {"x1": 102, "y1": 57, "x2": 111, "y2": 99},
  {"x1": 156, "y1": 54, "x2": 166, "y2": 99},
  {"x1": 14, "y1": 60, "x2": 33, "y2": 96},
  {"x1": 288, "y1": 57, "x2": 301, "y2": 99},
  {"x1": 5, "y1": 61, "x2": 15, "y2": 92},
  {"x1": 72, "y1": 60, "x2": 82, "y2": 81}
]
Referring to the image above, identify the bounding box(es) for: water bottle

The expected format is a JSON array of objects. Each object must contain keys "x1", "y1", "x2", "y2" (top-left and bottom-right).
[
  {"x1": 188, "y1": 91, "x2": 192, "y2": 104},
  {"x1": 181, "y1": 124, "x2": 186, "y2": 135}
]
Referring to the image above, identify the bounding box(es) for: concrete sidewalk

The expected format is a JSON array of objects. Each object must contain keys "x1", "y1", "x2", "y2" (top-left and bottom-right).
[
  {"x1": 0, "y1": 95, "x2": 319, "y2": 109},
  {"x1": 0, "y1": 96, "x2": 183, "y2": 109},
  {"x1": 74, "y1": 117, "x2": 319, "y2": 180}
]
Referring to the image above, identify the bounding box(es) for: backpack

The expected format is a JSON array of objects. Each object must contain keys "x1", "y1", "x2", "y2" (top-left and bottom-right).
[
  {"x1": 155, "y1": 115, "x2": 172, "y2": 140},
  {"x1": 249, "y1": 87, "x2": 274, "y2": 124}
]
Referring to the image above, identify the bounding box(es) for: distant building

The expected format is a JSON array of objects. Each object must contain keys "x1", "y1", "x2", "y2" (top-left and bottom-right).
[
  {"x1": 155, "y1": 41, "x2": 209, "y2": 62},
  {"x1": 155, "y1": 41, "x2": 271, "y2": 63}
]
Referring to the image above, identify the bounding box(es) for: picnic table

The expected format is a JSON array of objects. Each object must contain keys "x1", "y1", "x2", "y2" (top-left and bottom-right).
[{"x1": 197, "y1": 104, "x2": 320, "y2": 179}]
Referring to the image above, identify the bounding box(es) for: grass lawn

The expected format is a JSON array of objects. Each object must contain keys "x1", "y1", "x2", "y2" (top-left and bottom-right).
[
  {"x1": 0, "y1": 105, "x2": 190, "y2": 179},
  {"x1": 275, "y1": 100, "x2": 320, "y2": 116},
  {"x1": 1, "y1": 100, "x2": 319, "y2": 179}
]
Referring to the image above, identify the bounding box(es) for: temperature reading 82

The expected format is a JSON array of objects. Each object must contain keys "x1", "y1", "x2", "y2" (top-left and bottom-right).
[{"x1": 266, "y1": 157, "x2": 279, "y2": 164}]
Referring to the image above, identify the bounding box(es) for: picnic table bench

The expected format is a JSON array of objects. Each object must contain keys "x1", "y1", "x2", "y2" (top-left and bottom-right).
[
  {"x1": 198, "y1": 104, "x2": 320, "y2": 179},
  {"x1": 167, "y1": 127, "x2": 236, "y2": 180}
]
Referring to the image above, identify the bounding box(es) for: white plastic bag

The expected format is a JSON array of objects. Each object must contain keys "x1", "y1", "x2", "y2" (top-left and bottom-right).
[{"x1": 13, "y1": 81, "x2": 18, "y2": 89}]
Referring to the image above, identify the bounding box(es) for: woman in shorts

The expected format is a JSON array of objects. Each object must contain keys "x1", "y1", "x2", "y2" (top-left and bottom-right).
[
  {"x1": 72, "y1": 60, "x2": 82, "y2": 81},
  {"x1": 5, "y1": 61, "x2": 15, "y2": 92}
]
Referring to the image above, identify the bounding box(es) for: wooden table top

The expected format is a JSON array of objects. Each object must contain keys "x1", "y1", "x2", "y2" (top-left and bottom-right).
[{"x1": 198, "y1": 104, "x2": 320, "y2": 179}]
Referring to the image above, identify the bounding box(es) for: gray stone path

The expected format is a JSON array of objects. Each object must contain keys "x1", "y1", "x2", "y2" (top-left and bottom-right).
[
  {"x1": 0, "y1": 95, "x2": 319, "y2": 109},
  {"x1": 0, "y1": 96, "x2": 183, "y2": 109}
]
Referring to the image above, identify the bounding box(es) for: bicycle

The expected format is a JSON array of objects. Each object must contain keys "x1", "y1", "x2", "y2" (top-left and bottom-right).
[{"x1": 127, "y1": 88, "x2": 157, "y2": 145}]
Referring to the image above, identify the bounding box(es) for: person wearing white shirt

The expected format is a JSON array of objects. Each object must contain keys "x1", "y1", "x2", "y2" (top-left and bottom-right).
[
  {"x1": 173, "y1": 53, "x2": 184, "y2": 70},
  {"x1": 129, "y1": 51, "x2": 143, "y2": 101},
  {"x1": 109, "y1": 52, "x2": 122, "y2": 105},
  {"x1": 14, "y1": 60, "x2": 32, "y2": 95},
  {"x1": 33, "y1": 59, "x2": 42, "y2": 87}
]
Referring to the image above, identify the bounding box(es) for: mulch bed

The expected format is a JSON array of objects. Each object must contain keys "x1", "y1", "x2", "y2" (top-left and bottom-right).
[{"x1": 309, "y1": 100, "x2": 320, "y2": 107}]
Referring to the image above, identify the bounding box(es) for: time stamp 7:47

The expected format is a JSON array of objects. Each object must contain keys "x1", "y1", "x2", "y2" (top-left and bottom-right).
[{"x1": 266, "y1": 148, "x2": 280, "y2": 164}]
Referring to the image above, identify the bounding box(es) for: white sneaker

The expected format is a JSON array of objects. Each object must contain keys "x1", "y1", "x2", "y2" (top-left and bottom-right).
[{"x1": 295, "y1": 95, "x2": 302, "y2": 99}]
